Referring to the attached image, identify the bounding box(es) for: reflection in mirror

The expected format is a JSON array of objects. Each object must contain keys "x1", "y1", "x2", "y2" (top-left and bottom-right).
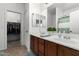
[
  {"x1": 47, "y1": 7, "x2": 56, "y2": 28},
  {"x1": 58, "y1": 16, "x2": 70, "y2": 33},
  {"x1": 70, "y1": 9, "x2": 79, "y2": 34}
]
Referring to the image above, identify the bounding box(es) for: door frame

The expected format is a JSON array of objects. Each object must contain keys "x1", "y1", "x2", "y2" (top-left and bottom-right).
[{"x1": 4, "y1": 9, "x2": 23, "y2": 49}]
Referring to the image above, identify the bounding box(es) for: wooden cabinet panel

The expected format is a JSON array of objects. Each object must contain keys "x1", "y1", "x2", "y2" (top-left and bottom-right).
[
  {"x1": 33, "y1": 37, "x2": 39, "y2": 55},
  {"x1": 38, "y1": 38, "x2": 45, "y2": 56},
  {"x1": 45, "y1": 41, "x2": 57, "y2": 56},
  {"x1": 30, "y1": 35, "x2": 34, "y2": 51},
  {"x1": 30, "y1": 35, "x2": 39, "y2": 55},
  {"x1": 71, "y1": 49, "x2": 79, "y2": 56},
  {"x1": 63, "y1": 47, "x2": 79, "y2": 56},
  {"x1": 58, "y1": 45, "x2": 79, "y2": 56},
  {"x1": 58, "y1": 45, "x2": 74, "y2": 56},
  {"x1": 63, "y1": 46, "x2": 73, "y2": 56},
  {"x1": 58, "y1": 45, "x2": 64, "y2": 56}
]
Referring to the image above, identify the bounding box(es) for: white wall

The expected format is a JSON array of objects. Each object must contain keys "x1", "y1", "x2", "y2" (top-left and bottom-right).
[
  {"x1": 40, "y1": 8, "x2": 47, "y2": 34},
  {"x1": 29, "y1": 3, "x2": 47, "y2": 34},
  {"x1": 6, "y1": 11, "x2": 21, "y2": 22},
  {"x1": 47, "y1": 12, "x2": 56, "y2": 27},
  {"x1": 29, "y1": 3, "x2": 41, "y2": 34},
  {"x1": 24, "y1": 3, "x2": 30, "y2": 51},
  {"x1": 0, "y1": 3, "x2": 25, "y2": 50},
  {"x1": 64, "y1": 6, "x2": 79, "y2": 16},
  {"x1": 27, "y1": 3, "x2": 41, "y2": 51}
]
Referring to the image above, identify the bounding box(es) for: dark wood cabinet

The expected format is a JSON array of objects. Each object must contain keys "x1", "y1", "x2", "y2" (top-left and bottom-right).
[
  {"x1": 45, "y1": 41, "x2": 57, "y2": 56},
  {"x1": 30, "y1": 35, "x2": 39, "y2": 55},
  {"x1": 30, "y1": 35, "x2": 34, "y2": 51},
  {"x1": 63, "y1": 46, "x2": 74, "y2": 56},
  {"x1": 30, "y1": 35, "x2": 79, "y2": 56},
  {"x1": 58, "y1": 45, "x2": 79, "y2": 56},
  {"x1": 33, "y1": 37, "x2": 39, "y2": 55},
  {"x1": 38, "y1": 38, "x2": 45, "y2": 56},
  {"x1": 70, "y1": 49, "x2": 79, "y2": 56},
  {"x1": 58, "y1": 45, "x2": 64, "y2": 56}
]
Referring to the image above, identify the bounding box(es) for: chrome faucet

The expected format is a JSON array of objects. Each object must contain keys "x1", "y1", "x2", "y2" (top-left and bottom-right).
[{"x1": 63, "y1": 30, "x2": 71, "y2": 40}]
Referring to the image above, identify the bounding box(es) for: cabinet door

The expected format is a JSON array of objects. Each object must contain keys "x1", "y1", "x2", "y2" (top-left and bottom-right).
[
  {"x1": 70, "y1": 49, "x2": 79, "y2": 56},
  {"x1": 58, "y1": 45, "x2": 79, "y2": 56},
  {"x1": 63, "y1": 46, "x2": 79, "y2": 56},
  {"x1": 45, "y1": 41, "x2": 57, "y2": 56},
  {"x1": 58, "y1": 45, "x2": 73, "y2": 56},
  {"x1": 30, "y1": 35, "x2": 34, "y2": 51},
  {"x1": 33, "y1": 36, "x2": 39, "y2": 55},
  {"x1": 63, "y1": 46, "x2": 73, "y2": 56},
  {"x1": 38, "y1": 38, "x2": 45, "y2": 56},
  {"x1": 58, "y1": 45, "x2": 64, "y2": 56}
]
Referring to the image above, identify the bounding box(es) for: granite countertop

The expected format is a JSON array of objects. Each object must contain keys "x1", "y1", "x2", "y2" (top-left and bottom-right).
[{"x1": 30, "y1": 32, "x2": 79, "y2": 51}]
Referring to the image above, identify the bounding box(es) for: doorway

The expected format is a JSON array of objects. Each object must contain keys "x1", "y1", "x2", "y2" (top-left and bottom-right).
[
  {"x1": 6, "y1": 10, "x2": 21, "y2": 49},
  {"x1": 2, "y1": 10, "x2": 27, "y2": 56}
]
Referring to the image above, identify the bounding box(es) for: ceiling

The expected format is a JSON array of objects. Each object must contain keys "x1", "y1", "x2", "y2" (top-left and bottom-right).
[
  {"x1": 39, "y1": 3, "x2": 53, "y2": 11},
  {"x1": 48, "y1": 3, "x2": 79, "y2": 14},
  {"x1": 54, "y1": 3, "x2": 79, "y2": 11}
]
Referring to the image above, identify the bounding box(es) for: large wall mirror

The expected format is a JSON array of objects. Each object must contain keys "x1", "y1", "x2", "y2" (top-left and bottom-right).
[
  {"x1": 58, "y1": 9, "x2": 79, "y2": 34},
  {"x1": 70, "y1": 9, "x2": 79, "y2": 34}
]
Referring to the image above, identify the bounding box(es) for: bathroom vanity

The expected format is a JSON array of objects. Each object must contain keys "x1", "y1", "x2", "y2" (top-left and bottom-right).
[
  {"x1": 29, "y1": 3, "x2": 79, "y2": 56},
  {"x1": 30, "y1": 34, "x2": 79, "y2": 56}
]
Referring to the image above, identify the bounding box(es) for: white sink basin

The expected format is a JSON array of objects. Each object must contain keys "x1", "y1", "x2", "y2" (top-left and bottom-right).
[
  {"x1": 41, "y1": 33, "x2": 79, "y2": 45},
  {"x1": 40, "y1": 34, "x2": 51, "y2": 37},
  {"x1": 40, "y1": 33, "x2": 51, "y2": 37},
  {"x1": 50, "y1": 34, "x2": 79, "y2": 44},
  {"x1": 69, "y1": 38, "x2": 79, "y2": 43}
]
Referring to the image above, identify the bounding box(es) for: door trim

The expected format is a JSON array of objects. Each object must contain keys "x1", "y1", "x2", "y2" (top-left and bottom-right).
[{"x1": 4, "y1": 9, "x2": 23, "y2": 49}]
